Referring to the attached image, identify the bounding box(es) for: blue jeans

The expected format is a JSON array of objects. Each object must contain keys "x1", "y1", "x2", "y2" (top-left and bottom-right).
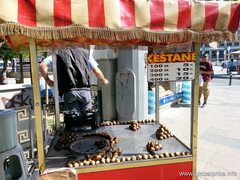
[
  {"x1": 40, "y1": 89, "x2": 53, "y2": 98},
  {"x1": 63, "y1": 90, "x2": 91, "y2": 116}
]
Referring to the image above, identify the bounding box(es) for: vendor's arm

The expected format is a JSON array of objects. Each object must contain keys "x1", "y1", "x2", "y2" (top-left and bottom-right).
[
  {"x1": 39, "y1": 61, "x2": 54, "y2": 87},
  {"x1": 88, "y1": 56, "x2": 109, "y2": 85},
  {"x1": 92, "y1": 67, "x2": 109, "y2": 85}
]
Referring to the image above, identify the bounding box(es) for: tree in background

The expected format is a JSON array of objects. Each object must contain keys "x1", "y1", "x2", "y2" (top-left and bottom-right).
[
  {"x1": 0, "y1": 39, "x2": 18, "y2": 78},
  {"x1": 0, "y1": 39, "x2": 30, "y2": 79}
]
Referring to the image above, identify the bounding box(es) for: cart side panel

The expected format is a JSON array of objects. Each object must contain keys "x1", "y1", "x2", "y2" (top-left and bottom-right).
[{"x1": 78, "y1": 162, "x2": 193, "y2": 180}]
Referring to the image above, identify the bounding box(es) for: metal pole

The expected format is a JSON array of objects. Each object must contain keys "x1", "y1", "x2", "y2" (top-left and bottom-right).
[
  {"x1": 229, "y1": 72, "x2": 232, "y2": 86},
  {"x1": 45, "y1": 81, "x2": 49, "y2": 104},
  {"x1": 51, "y1": 41, "x2": 61, "y2": 130},
  {"x1": 29, "y1": 38, "x2": 46, "y2": 173},
  {"x1": 155, "y1": 82, "x2": 160, "y2": 123},
  {"x1": 19, "y1": 54, "x2": 24, "y2": 83}
]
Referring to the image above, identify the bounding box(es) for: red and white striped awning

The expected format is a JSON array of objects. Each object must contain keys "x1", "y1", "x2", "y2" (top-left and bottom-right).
[{"x1": 0, "y1": 0, "x2": 239, "y2": 48}]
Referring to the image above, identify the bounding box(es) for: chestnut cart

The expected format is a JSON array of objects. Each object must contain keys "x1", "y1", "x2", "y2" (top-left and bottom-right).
[
  {"x1": 46, "y1": 121, "x2": 193, "y2": 180},
  {"x1": 0, "y1": 1, "x2": 239, "y2": 180}
]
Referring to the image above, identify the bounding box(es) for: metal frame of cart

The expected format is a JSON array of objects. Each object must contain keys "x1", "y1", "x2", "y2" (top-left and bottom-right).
[{"x1": 0, "y1": 1, "x2": 239, "y2": 180}]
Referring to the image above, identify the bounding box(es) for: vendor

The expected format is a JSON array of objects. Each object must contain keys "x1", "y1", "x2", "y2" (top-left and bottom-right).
[
  {"x1": 39, "y1": 47, "x2": 109, "y2": 117},
  {"x1": 39, "y1": 77, "x2": 53, "y2": 99}
]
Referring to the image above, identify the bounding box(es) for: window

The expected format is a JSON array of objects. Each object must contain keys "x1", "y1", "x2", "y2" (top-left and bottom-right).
[
  {"x1": 234, "y1": 42, "x2": 239, "y2": 46},
  {"x1": 211, "y1": 51, "x2": 216, "y2": 58},
  {"x1": 218, "y1": 43, "x2": 224, "y2": 47},
  {"x1": 219, "y1": 51, "x2": 224, "y2": 58}
]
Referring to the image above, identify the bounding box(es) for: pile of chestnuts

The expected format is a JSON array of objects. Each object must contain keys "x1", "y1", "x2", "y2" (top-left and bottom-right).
[
  {"x1": 54, "y1": 132, "x2": 78, "y2": 151},
  {"x1": 129, "y1": 120, "x2": 141, "y2": 131},
  {"x1": 83, "y1": 132, "x2": 119, "y2": 148},
  {"x1": 146, "y1": 141, "x2": 163, "y2": 155},
  {"x1": 156, "y1": 124, "x2": 174, "y2": 140}
]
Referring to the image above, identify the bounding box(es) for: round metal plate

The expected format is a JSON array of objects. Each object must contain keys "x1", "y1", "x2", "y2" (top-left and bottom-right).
[{"x1": 70, "y1": 136, "x2": 108, "y2": 155}]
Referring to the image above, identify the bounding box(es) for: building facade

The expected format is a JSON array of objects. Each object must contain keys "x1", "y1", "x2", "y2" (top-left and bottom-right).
[{"x1": 201, "y1": 25, "x2": 240, "y2": 63}]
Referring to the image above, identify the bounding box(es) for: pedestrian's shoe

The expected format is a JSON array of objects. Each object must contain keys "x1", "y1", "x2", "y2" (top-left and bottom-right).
[
  {"x1": 201, "y1": 102, "x2": 207, "y2": 108},
  {"x1": 198, "y1": 101, "x2": 201, "y2": 106}
]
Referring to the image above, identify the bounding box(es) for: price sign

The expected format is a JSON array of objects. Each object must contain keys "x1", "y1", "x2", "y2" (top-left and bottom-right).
[{"x1": 147, "y1": 62, "x2": 195, "y2": 82}]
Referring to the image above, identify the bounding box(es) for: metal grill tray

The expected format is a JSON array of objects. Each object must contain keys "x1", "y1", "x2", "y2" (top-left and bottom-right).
[
  {"x1": 46, "y1": 122, "x2": 190, "y2": 168},
  {"x1": 70, "y1": 136, "x2": 109, "y2": 155}
]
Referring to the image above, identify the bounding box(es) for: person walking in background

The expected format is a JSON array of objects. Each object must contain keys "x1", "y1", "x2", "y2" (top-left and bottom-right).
[
  {"x1": 227, "y1": 59, "x2": 235, "y2": 74},
  {"x1": 39, "y1": 47, "x2": 109, "y2": 117},
  {"x1": 198, "y1": 53, "x2": 214, "y2": 108}
]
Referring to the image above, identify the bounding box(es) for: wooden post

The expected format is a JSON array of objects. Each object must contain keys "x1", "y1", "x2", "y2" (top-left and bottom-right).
[
  {"x1": 191, "y1": 43, "x2": 200, "y2": 180},
  {"x1": 29, "y1": 38, "x2": 46, "y2": 173}
]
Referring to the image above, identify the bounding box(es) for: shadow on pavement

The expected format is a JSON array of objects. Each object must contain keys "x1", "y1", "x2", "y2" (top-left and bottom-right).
[{"x1": 170, "y1": 103, "x2": 191, "y2": 108}]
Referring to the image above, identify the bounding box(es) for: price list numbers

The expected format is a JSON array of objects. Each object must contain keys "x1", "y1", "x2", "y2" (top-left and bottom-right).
[
  {"x1": 148, "y1": 64, "x2": 170, "y2": 82},
  {"x1": 175, "y1": 62, "x2": 195, "y2": 81},
  {"x1": 147, "y1": 62, "x2": 195, "y2": 82}
]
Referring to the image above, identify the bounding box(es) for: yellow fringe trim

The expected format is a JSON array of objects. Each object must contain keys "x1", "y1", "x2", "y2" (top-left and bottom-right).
[{"x1": 0, "y1": 22, "x2": 237, "y2": 49}]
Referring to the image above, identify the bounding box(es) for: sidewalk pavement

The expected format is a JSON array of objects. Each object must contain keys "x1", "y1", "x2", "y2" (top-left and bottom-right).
[{"x1": 158, "y1": 66, "x2": 240, "y2": 180}]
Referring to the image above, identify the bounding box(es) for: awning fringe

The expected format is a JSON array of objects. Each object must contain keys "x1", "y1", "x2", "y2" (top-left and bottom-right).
[{"x1": 0, "y1": 22, "x2": 237, "y2": 48}]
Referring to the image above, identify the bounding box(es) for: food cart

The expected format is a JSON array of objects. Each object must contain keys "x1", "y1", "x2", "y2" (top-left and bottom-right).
[{"x1": 0, "y1": 1, "x2": 239, "y2": 180}]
